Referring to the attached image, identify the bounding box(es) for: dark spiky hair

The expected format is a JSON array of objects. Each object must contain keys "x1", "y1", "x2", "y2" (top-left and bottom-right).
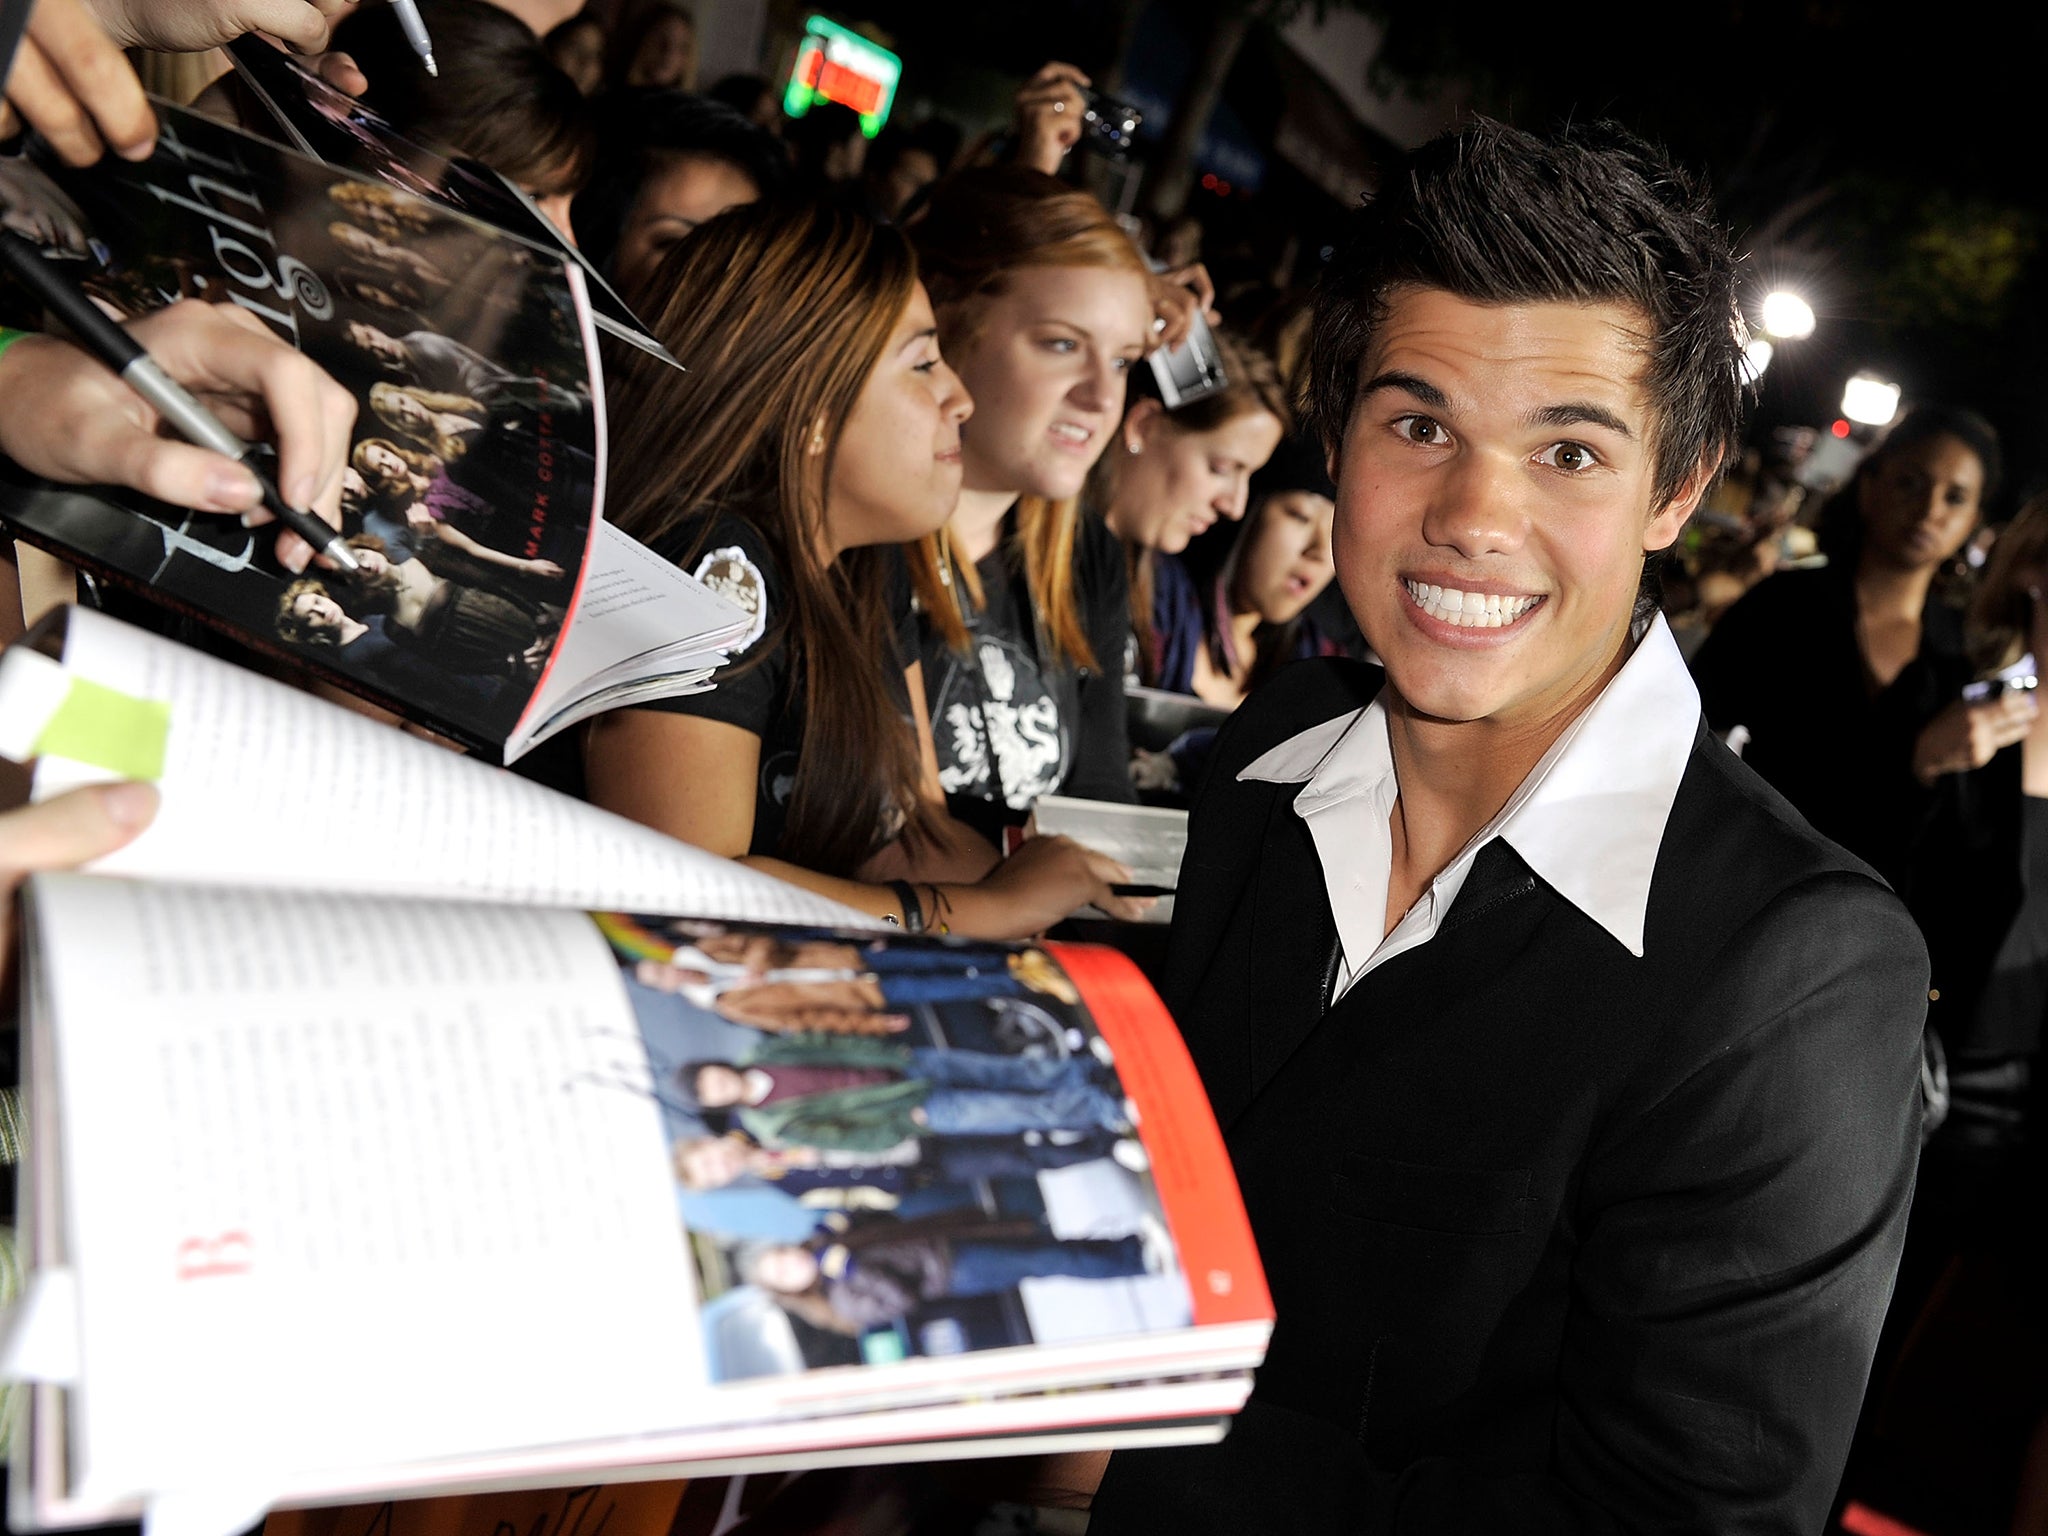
[{"x1": 1304, "y1": 117, "x2": 1748, "y2": 514}]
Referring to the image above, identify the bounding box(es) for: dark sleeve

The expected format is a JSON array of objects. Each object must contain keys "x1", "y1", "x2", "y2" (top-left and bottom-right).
[
  {"x1": 634, "y1": 515, "x2": 789, "y2": 739},
  {"x1": 1060, "y1": 515, "x2": 1138, "y2": 804},
  {"x1": 1403, "y1": 875, "x2": 1926, "y2": 1534},
  {"x1": 1150, "y1": 554, "x2": 1204, "y2": 695}
]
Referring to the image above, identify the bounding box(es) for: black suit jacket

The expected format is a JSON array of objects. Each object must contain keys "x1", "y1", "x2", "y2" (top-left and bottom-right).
[{"x1": 1092, "y1": 658, "x2": 1929, "y2": 1535}]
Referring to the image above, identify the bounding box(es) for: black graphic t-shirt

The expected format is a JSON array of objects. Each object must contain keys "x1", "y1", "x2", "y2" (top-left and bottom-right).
[
  {"x1": 917, "y1": 511, "x2": 1137, "y2": 840},
  {"x1": 641, "y1": 511, "x2": 916, "y2": 860}
]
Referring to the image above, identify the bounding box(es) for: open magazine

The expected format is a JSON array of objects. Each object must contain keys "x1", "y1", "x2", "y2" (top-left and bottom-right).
[
  {"x1": 224, "y1": 38, "x2": 676, "y2": 369},
  {"x1": 0, "y1": 609, "x2": 1272, "y2": 1533},
  {"x1": 0, "y1": 101, "x2": 750, "y2": 763}
]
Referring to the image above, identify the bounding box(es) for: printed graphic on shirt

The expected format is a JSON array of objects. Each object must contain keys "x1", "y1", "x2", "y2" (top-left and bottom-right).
[
  {"x1": 936, "y1": 636, "x2": 1067, "y2": 809},
  {"x1": 760, "y1": 747, "x2": 798, "y2": 812},
  {"x1": 692, "y1": 546, "x2": 768, "y2": 651}
]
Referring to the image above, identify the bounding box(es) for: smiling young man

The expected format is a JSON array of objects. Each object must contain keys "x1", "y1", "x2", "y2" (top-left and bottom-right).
[{"x1": 1086, "y1": 120, "x2": 1929, "y2": 1534}]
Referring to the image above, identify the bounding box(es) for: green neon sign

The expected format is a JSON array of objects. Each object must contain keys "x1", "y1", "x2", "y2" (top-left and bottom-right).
[{"x1": 782, "y1": 15, "x2": 902, "y2": 140}]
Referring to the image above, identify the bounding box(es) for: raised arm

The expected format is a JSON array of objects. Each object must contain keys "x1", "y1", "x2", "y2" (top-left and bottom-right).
[{"x1": 583, "y1": 708, "x2": 1149, "y2": 938}]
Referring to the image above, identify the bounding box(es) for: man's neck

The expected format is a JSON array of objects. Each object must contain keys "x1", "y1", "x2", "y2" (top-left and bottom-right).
[
  {"x1": 1379, "y1": 637, "x2": 1632, "y2": 934},
  {"x1": 950, "y1": 488, "x2": 1017, "y2": 566}
]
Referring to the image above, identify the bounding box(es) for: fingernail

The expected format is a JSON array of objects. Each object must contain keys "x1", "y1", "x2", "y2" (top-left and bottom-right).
[
  {"x1": 96, "y1": 780, "x2": 160, "y2": 829},
  {"x1": 117, "y1": 136, "x2": 156, "y2": 162},
  {"x1": 209, "y1": 467, "x2": 260, "y2": 509}
]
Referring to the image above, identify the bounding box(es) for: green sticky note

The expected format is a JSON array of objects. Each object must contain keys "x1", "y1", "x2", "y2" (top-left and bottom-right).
[{"x1": 32, "y1": 678, "x2": 171, "y2": 781}]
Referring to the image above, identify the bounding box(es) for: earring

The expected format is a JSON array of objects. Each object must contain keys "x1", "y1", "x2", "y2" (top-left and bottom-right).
[
  {"x1": 810, "y1": 425, "x2": 825, "y2": 455},
  {"x1": 1126, "y1": 438, "x2": 1141, "y2": 456}
]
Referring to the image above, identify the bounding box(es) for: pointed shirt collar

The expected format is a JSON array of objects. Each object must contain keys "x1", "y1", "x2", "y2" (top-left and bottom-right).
[{"x1": 1238, "y1": 616, "x2": 1700, "y2": 969}]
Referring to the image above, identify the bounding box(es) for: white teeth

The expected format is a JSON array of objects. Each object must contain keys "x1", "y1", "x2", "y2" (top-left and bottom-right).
[
  {"x1": 1050, "y1": 423, "x2": 1090, "y2": 443},
  {"x1": 1402, "y1": 580, "x2": 1538, "y2": 629}
]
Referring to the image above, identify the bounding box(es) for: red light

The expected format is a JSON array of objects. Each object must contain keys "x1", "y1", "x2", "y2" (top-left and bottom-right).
[
  {"x1": 816, "y1": 57, "x2": 883, "y2": 115},
  {"x1": 1831, "y1": 419, "x2": 1851, "y2": 438},
  {"x1": 1200, "y1": 174, "x2": 1216, "y2": 189},
  {"x1": 1216, "y1": 180, "x2": 1231, "y2": 196}
]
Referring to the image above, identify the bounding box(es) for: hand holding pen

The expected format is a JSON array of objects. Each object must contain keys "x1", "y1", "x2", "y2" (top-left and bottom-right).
[{"x1": 0, "y1": 291, "x2": 359, "y2": 574}]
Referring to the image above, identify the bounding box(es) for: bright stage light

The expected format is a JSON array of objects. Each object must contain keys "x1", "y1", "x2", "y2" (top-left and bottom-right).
[
  {"x1": 1840, "y1": 374, "x2": 1902, "y2": 428},
  {"x1": 1760, "y1": 291, "x2": 1816, "y2": 340}
]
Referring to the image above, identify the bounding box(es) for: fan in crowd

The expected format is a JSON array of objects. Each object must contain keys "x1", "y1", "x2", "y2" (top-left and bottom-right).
[
  {"x1": 904, "y1": 168, "x2": 1157, "y2": 844},
  {"x1": 571, "y1": 89, "x2": 788, "y2": 303},
  {"x1": 582, "y1": 197, "x2": 1150, "y2": 936}
]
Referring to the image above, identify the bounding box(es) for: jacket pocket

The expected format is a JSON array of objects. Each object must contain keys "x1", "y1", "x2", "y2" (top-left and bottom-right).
[{"x1": 1331, "y1": 1154, "x2": 1531, "y2": 1235}]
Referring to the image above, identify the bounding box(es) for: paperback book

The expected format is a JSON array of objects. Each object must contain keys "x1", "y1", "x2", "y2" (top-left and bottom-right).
[
  {"x1": 0, "y1": 102, "x2": 748, "y2": 763},
  {"x1": 223, "y1": 37, "x2": 675, "y2": 368},
  {"x1": 0, "y1": 609, "x2": 1271, "y2": 1533}
]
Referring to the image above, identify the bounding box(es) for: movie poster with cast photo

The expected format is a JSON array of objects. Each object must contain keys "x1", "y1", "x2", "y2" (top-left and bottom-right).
[
  {"x1": 588, "y1": 913, "x2": 1192, "y2": 1384},
  {"x1": 0, "y1": 101, "x2": 602, "y2": 751}
]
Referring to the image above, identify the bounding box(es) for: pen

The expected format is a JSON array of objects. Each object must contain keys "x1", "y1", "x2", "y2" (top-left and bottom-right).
[
  {"x1": 1110, "y1": 883, "x2": 1175, "y2": 898},
  {"x1": 0, "y1": 229, "x2": 359, "y2": 574},
  {"x1": 389, "y1": 0, "x2": 440, "y2": 76}
]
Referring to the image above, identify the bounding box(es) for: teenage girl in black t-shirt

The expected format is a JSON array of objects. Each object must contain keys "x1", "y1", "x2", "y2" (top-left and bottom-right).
[
  {"x1": 581, "y1": 200, "x2": 1151, "y2": 936},
  {"x1": 902, "y1": 170, "x2": 1165, "y2": 843}
]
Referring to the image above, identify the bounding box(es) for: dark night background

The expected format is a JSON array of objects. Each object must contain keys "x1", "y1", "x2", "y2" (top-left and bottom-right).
[{"x1": 832, "y1": 0, "x2": 2048, "y2": 509}]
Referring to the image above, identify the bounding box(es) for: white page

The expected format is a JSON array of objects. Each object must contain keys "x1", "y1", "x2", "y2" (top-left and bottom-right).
[
  {"x1": 34, "y1": 876, "x2": 718, "y2": 1505},
  {"x1": 31, "y1": 608, "x2": 870, "y2": 927},
  {"x1": 513, "y1": 523, "x2": 752, "y2": 757},
  {"x1": 1031, "y1": 795, "x2": 1186, "y2": 924}
]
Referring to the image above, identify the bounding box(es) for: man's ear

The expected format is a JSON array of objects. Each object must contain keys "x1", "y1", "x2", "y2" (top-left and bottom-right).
[
  {"x1": 1643, "y1": 450, "x2": 1721, "y2": 554},
  {"x1": 1123, "y1": 397, "x2": 1165, "y2": 453}
]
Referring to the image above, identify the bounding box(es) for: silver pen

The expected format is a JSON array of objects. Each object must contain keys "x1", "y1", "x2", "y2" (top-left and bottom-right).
[{"x1": 389, "y1": 0, "x2": 439, "y2": 77}]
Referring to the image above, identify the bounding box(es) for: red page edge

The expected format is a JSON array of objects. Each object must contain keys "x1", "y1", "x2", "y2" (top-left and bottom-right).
[{"x1": 1047, "y1": 941, "x2": 1272, "y2": 1331}]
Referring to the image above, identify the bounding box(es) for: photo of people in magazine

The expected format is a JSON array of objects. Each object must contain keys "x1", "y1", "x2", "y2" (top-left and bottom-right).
[
  {"x1": 590, "y1": 914, "x2": 1191, "y2": 1384},
  {"x1": 227, "y1": 38, "x2": 665, "y2": 360},
  {"x1": 0, "y1": 104, "x2": 599, "y2": 746}
]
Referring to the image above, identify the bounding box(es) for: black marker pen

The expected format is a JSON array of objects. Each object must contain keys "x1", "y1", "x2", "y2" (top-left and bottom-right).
[{"x1": 0, "y1": 227, "x2": 358, "y2": 573}]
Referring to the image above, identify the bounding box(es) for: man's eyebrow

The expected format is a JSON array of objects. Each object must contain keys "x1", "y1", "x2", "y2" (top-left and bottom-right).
[
  {"x1": 1355, "y1": 371, "x2": 1449, "y2": 410},
  {"x1": 1530, "y1": 401, "x2": 1634, "y2": 439}
]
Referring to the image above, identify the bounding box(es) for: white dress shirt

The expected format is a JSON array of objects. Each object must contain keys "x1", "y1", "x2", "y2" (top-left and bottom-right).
[{"x1": 1238, "y1": 616, "x2": 1702, "y2": 1000}]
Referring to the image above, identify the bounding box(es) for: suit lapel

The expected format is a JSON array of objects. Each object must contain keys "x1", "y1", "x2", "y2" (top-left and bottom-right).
[{"x1": 1242, "y1": 789, "x2": 1340, "y2": 1121}]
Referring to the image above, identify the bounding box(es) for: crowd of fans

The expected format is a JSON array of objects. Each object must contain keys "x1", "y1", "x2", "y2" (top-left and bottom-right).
[{"x1": 1, "y1": 0, "x2": 2044, "y2": 1529}]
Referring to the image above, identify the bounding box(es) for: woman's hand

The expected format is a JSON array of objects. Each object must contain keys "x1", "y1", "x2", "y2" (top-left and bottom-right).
[
  {"x1": 1912, "y1": 691, "x2": 2040, "y2": 783},
  {"x1": 83, "y1": 0, "x2": 359, "y2": 54},
  {"x1": 523, "y1": 557, "x2": 566, "y2": 580},
  {"x1": 1149, "y1": 262, "x2": 1219, "y2": 354},
  {"x1": 949, "y1": 833, "x2": 1155, "y2": 939},
  {"x1": 0, "y1": 302, "x2": 358, "y2": 572},
  {"x1": 0, "y1": 781, "x2": 157, "y2": 979},
  {"x1": 0, "y1": 0, "x2": 154, "y2": 164},
  {"x1": 1011, "y1": 61, "x2": 1089, "y2": 175}
]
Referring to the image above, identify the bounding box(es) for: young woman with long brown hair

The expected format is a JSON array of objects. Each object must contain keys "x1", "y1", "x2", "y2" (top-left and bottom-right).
[
  {"x1": 1093, "y1": 330, "x2": 1290, "y2": 690},
  {"x1": 582, "y1": 199, "x2": 1147, "y2": 936},
  {"x1": 905, "y1": 168, "x2": 1157, "y2": 842}
]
